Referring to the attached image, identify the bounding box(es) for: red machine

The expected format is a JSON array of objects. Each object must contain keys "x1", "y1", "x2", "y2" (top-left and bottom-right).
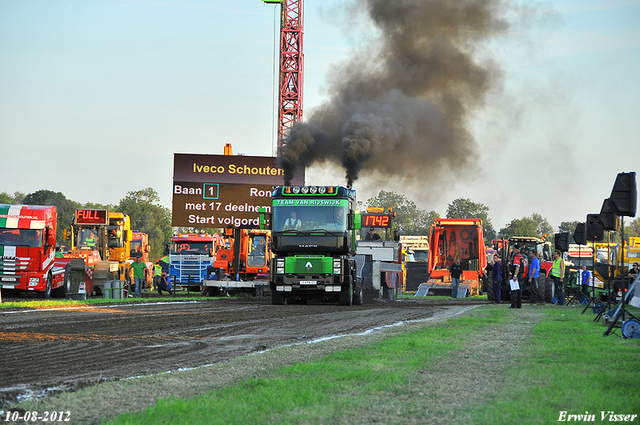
[
  {"x1": 0, "y1": 204, "x2": 67, "y2": 298},
  {"x1": 130, "y1": 231, "x2": 150, "y2": 262},
  {"x1": 214, "y1": 229, "x2": 272, "y2": 280},
  {"x1": 492, "y1": 237, "x2": 554, "y2": 279},
  {"x1": 426, "y1": 218, "x2": 487, "y2": 297}
]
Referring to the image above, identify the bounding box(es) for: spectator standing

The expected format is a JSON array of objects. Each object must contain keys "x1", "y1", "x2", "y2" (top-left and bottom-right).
[
  {"x1": 492, "y1": 254, "x2": 503, "y2": 304},
  {"x1": 629, "y1": 263, "x2": 639, "y2": 281},
  {"x1": 131, "y1": 256, "x2": 148, "y2": 297},
  {"x1": 527, "y1": 250, "x2": 544, "y2": 305},
  {"x1": 449, "y1": 257, "x2": 463, "y2": 298},
  {"x1": 509, "y1": 245, "x2": 523, "y2": 309},
  {"x1": 550, "y1": 249, "x2": 566, "y2": 305},
  {"x1": 581, "y1": 265, "x2": 591, "y2": 298}
]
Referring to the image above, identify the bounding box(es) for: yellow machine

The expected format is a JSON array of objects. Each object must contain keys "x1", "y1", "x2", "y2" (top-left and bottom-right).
[
  {"x1": 592, "y1": 237, "x2": 640, "y2": 300},
  {"x1": 62, "y1": 209, "x2": 133, "y2": 295}
]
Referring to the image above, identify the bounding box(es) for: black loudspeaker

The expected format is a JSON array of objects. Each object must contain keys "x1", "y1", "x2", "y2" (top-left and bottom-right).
[
  {"x1": 573, "y1": 222, "x2": 587, "y2": 245},
  {"x1": 609, "y1": 172, "x2": 637, "y2": 217},
  {"x1": 599, "y1": 198, "x2": 620, "y2": 231},
  {"x1": 555, "y1": 232, "x2": 570, "y2": 252},
  {"x1": 586, "y1": 214, "x2": 604, "y2": 242}
]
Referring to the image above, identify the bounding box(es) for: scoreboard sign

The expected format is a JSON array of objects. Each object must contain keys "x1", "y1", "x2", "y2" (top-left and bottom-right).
[
  {"x1": 361, "y1": 214, "x2": 393, "y2": 228},
  {"x1": 172, "y1": 153, "x2": 304, "y2": 228},
  {"x1": 75, "y1": 209, "x2": 109, "y2": 225}
]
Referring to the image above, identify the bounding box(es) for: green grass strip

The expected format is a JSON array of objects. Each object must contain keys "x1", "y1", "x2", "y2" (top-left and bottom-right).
[{"x1": 465, "y1": 307, "x2": 640, "y2": 424}]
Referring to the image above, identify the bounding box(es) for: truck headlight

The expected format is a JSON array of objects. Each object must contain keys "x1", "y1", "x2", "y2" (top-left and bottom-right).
[
  {"x1": 333, "y1": 259, "x2": 341, "y2": 274},
  {"x1": 277, "y1": 267, "x2": 285, "y2": 274},
  {"x1": 276, "y1": 258, "x2": 285, "y2": 268},
  {"x1": 29, "y1": 277, "x2": 39, "y2": 286}
]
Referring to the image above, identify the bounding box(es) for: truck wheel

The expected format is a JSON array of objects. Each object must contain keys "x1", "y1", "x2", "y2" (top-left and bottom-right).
[
  {"x1": 339, "y1": 278, "x2": 353, "y2": 306},
  {"x1": 383, "y1": 285, "x2": 397, "y2": 302},
  {"x1": 53, "y1": 266, "x2": 71, "y2": 298},
  {"x1": 353, "y1": 285, "x2": 364, "y2": 305},
  {"x1": 38, "y1": 274, "x2": 52, "y2": 299},
  {"x1": 271, "y1": 289, "x2": 285, "y2": 305}
]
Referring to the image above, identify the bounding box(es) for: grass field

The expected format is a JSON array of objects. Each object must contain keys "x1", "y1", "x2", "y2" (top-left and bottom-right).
[{"x1": 94, "y1": 304, "x2": 640, "y2": 425}]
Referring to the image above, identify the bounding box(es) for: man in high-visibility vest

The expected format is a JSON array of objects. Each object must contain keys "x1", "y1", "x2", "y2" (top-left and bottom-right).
[
  {"x1": 550, "y1": 249, "x2": 566, "y2": 305},
  {"x1": 152, "y1": 263, "x2": 162, "y2": 291},
  {"x1": 84, "y1": 231, "x2": 97, "y2": 248}
]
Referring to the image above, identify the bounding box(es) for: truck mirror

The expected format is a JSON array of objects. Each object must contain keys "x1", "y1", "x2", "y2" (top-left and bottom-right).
[
  {"x1": 259, "y1": 212, "x2": 272, "y2": 230},
  {"x1": 394, "y1": 229, "x2": 400, "y2": 242},
  {"x1": 63, "y1": 228, "x2": 70, "y2": 240},
  {"x1": 353, "y1": 211, "x2": 361, "y2": 230},
  {"x1": 47, "y1": 228, "x2": 56, "y2": 247},
  {"x1": 146, "y1": 245, "x2": 151, "y2": 253}
]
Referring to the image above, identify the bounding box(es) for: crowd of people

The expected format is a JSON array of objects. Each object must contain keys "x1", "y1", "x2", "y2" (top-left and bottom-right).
[{"x1": 483, "y1": 246, "x2": 639, "y2": 308}]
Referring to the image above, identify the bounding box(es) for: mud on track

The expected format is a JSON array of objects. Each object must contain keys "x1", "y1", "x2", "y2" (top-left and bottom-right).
[{"x1": 0, "y1": 296, "x2": 474, "y2": 406}]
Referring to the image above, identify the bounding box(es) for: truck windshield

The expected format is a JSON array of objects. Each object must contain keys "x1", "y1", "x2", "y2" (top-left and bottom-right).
[
  {"x1": 247, "y1": 235, "x2": 267, "y2": 267},
  {"x1": 514, "y1": 241, "x2": 537, "y2": 258},
  {"x1": 0, "y1": 229, "x2": 43, "y2": 247},
  {"x1": 413, "y1": 250, "x2": 429, "y2": 262},
  {"x1": 107, "y1": 225, "x2": 124, "y2": 248},
  {"x1": 130, "y1": 240, "x2": 142, "y2": 252},
  {"x1": 273, "y1": 205, "x2": 348, "y2": 233},
  {"x1": 567, "y1": 256, "x2": 593, "y2": 268},
  {"x1": 171, "y1": 241, "x2": 212, "y2": 255}
]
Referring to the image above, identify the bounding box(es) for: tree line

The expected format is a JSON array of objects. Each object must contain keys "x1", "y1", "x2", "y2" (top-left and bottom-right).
[
  {"x1": 361, "y1": 191, "x2": 640, "y2": 245},
  {"x1": 3, "y1": 189, "x2": 638, "y2": 255},
  {"x1": 1, "y1": 188, "x2": 172, "y2": 261}
]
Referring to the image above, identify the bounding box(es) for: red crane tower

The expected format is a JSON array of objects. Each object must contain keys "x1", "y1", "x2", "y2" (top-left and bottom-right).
[{"x1": 263, "y1": 0, "x2": 304, "y2": 154}]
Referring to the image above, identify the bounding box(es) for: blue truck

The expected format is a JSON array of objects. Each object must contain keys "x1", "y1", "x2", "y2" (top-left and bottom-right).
[{"x1": 169, "y1": 233, "x2": 215, "y2": 290}]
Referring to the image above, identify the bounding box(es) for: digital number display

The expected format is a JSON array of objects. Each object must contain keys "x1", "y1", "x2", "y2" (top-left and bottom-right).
[
  {"x1": 76, "y1": 209, "x2": 109, "y2": 225},
  {"x1": 362, "y1": 214, "x2": 392, "y2": 228}
]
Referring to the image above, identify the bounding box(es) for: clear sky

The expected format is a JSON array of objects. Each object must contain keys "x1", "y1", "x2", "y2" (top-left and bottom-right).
[{"x1": 1, "y1": 0, "x2": 638, "y2": 231}]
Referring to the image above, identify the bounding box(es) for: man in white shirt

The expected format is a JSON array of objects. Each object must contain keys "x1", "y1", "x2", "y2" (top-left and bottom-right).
[{"x1": 284, "y1": 211, "x2": 301, "y2": 230}]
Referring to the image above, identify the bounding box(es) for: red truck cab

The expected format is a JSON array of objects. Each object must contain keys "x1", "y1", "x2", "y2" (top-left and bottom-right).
[{"x1": 0, "y1": 205, "x2": 67, "y2": 298}]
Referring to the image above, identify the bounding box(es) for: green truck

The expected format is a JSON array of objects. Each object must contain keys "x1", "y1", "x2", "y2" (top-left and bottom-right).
[{"x1": 264, "y1": 185, "x2": 363, "y2": 305}]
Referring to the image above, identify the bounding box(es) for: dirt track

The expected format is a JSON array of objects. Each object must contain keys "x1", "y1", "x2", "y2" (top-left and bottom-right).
[{"x1": 0, "y1": 295, "x2": 470, "y2": 407}]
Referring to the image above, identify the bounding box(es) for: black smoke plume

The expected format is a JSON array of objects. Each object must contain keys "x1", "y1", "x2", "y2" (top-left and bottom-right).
[{"x1": 279, "y1": 0, "x2": 509, "y2": 187}]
